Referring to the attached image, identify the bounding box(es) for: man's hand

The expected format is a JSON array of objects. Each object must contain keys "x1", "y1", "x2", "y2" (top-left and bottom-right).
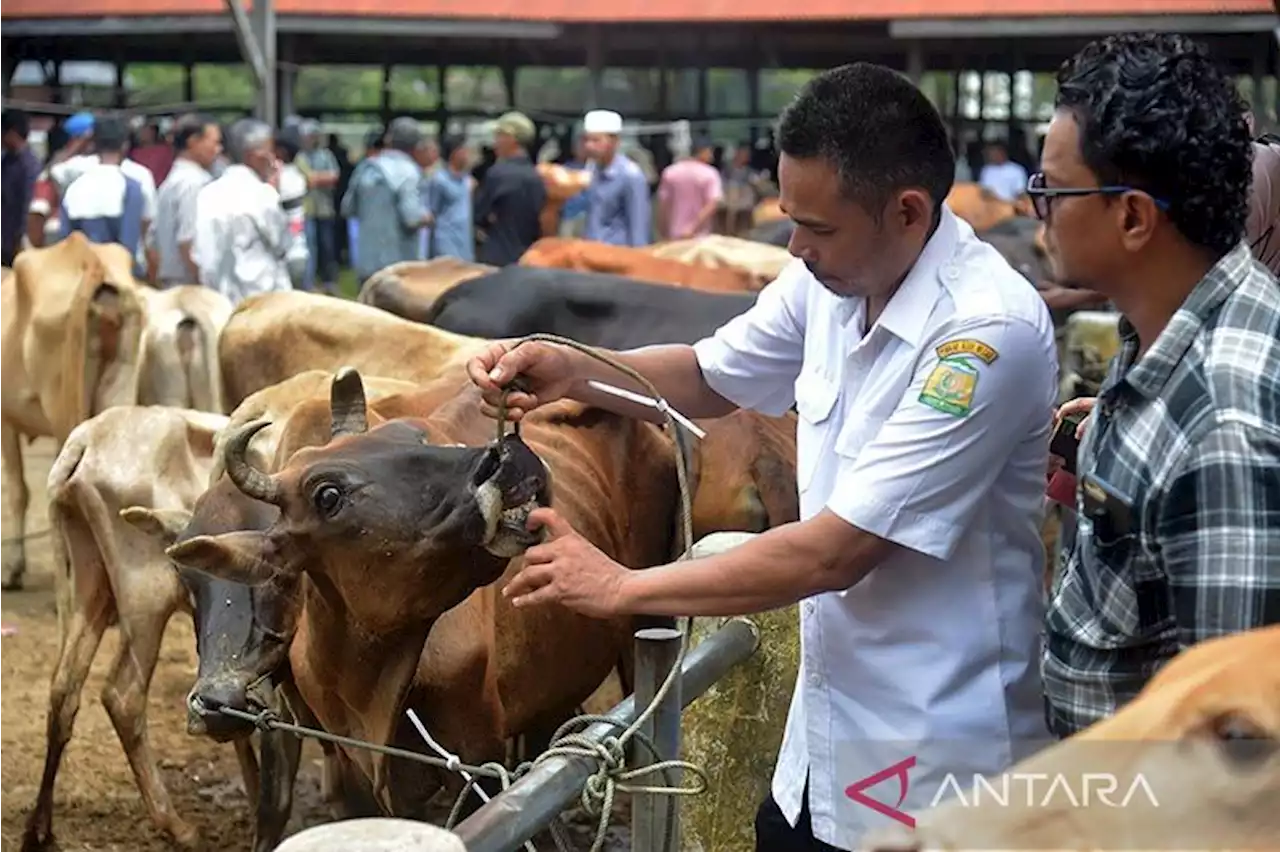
[
  {"x1": 466, "y1": 341, "x2": 577, "y2": 422},
  {"x1": 1056, "y1": 396, "x2": 1096, "y2": 440},
  {"x1": 502, "y1": 508, "x2": 629, "y2": 617}
]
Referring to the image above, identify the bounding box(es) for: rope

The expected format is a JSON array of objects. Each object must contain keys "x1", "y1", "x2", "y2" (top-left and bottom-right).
[
  {"x1": 1, "y1": 528, "x2": 52, "y2": 545},
  {"x1": 214, "y1": 333, "x2": 706, "y2": 852}
]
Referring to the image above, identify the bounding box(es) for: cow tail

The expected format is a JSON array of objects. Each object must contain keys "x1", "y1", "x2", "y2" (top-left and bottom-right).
[
  {"x1": 46, "y1": 433, "x2": 87, "y2": 646},
  {"x1": 178, "y1": 312, "x2": 226, "y2": 415},
  {"x1": 57, "y1": 252, "x2": 146, "y2": 440}
]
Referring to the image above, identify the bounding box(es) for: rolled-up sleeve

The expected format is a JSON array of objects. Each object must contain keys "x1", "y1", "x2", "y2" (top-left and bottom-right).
[
  {"x1": 828, "y1": 315, "x2": 1056, "y2": 560},
  {"x1": 1158, "y1": 421, "x2": 1280, "y2": 646},
  {"x1": 691, "y1": 262, "x2": 808, "y2": 416}
]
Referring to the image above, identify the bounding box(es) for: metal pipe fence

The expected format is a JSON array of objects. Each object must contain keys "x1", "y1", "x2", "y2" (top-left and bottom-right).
[{"x1": 452, "y1": 617, "x2": 760, "y2": 852}]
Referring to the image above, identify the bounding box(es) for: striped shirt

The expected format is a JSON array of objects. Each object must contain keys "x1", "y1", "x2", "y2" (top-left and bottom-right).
[{"x1": 1044, "y1": 241, "x2": 1280, "y2": 737}]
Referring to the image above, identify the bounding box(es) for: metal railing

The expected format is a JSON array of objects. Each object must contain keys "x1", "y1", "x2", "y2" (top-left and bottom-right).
[{"x1": 452, "y1": 617, "x2": 760, "y2": 852}]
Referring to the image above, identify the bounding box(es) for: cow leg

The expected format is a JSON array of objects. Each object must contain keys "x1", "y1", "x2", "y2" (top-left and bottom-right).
[
  {"x1": 1, "y1": 420, "x2": 29, "y2": 590},
  {"x1": 100, "y1": 607, "x2": 198, "y2": 848},
  {"x1": 21, "y1": 605, "x2": 110, "y2": 852}
]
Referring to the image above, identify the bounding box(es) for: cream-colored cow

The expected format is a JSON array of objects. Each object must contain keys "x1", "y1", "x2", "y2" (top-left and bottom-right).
[{"x1": 1, "y1": 234, "x2": 231, "y2": 588}]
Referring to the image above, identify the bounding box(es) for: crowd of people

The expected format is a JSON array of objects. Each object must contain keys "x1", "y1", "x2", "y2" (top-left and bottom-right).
[
  {"x1": 2, "y1": 32, "x2": 1279, "y2": 851},
  {"x1": 0, "y1": 103, "x2": 784, "y2": 303}
]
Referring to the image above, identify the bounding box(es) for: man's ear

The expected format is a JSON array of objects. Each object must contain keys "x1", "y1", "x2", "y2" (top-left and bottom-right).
[{"x1": 166, "y1": 531, "x2": 279, "y2": 586}]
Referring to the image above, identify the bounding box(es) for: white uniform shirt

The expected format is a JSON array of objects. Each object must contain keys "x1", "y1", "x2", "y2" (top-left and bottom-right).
[
  {"x1": 193, "y1": 164, "x2": 293, "y2": 306},
  {"x1": 692, "y1": 208, "x2": 1056, "y2": 849}
]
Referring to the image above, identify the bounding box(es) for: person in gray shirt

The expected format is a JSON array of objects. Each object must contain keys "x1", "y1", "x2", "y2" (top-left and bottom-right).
[
  {"x1": 148, "y1": 114, "x2": 222, "y2": 286},
  {"x1": 341, "y1": 116, "x2": 434, "y2": 283}
]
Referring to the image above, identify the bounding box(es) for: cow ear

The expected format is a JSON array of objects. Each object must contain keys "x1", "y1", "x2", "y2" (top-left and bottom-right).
[
  {"x1": 166, "y1": 531, "x2": 277, "y2": 586},
  {"x1": 120, "y1": 507, "x2": 192, "y2": 547}
]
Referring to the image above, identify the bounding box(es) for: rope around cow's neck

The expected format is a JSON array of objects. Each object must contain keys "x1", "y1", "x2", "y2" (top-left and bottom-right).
[{"x1": 469, "y1": 332, "x2": 700, "y2": 852}]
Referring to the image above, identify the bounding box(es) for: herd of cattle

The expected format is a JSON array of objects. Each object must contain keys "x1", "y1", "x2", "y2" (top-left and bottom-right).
[{"x1": 2, "y1": 181, "x2": 1272, "y2": 852}]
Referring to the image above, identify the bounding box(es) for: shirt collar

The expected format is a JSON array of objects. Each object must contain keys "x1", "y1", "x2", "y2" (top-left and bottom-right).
[
  {"x1": 223, "y1": 163, "x2": 263, "y2": 182},
  {"x1": 1116, "y1": 240, "x2": 1254, "y2": 401},
  {"x1": 872, "y1": 206, "x2": 960, "y2": 347},
  {"x1": 595, "y1": 152, "x2": 631, "y2": 180}
]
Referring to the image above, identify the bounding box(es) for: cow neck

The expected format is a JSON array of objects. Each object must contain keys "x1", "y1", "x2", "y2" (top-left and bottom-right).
[{"x1": 293, "y1": 570, "x2": 436, "y2": 809}]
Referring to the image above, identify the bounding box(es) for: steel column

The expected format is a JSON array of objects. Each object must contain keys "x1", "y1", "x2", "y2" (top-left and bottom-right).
[{"x1": 631, "y1": 627, "x2": 684, "y2": 852}]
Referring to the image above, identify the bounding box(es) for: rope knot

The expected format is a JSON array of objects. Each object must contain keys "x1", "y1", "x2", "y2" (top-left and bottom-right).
[{"x1": 251, "y1": 708, "x2": 278, "y2": 732}]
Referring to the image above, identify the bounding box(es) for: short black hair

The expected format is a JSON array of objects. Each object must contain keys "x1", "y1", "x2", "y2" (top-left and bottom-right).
[
  {"x1": 1055, "y1": 32, "x2": 1252, "y2": 257},
  {"x1": 364, "y1": 125, "x2": 385, "y2": 151},
  {"x1": 173, "y1": 113, "x2": 216, "y2": 153},
  {"x1": 93, "y1": 116, "x2": 129, "y2": 152},
  {"x1": 2, "y1": 109, "x2": 30, "y2": 139},
  {"x1": 778, "y1": 62, "x2": 955, "y2": 213},
  {"x1": 440, "y1": 134, "x2": 466, "y2": 161},
  {"x1": 275, "y1": 124, "x2": 303, "y2": 160}
]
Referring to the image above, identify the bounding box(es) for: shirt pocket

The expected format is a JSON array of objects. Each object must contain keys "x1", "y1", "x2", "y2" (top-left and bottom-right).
[{"x1": 794, "y1": 369, "x2": 840, "y2": 493}]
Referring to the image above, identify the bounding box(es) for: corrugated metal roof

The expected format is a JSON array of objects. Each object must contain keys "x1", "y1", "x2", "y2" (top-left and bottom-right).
[{"x1": 1, "y1": 0, "x2": 1272, "y2": 21}]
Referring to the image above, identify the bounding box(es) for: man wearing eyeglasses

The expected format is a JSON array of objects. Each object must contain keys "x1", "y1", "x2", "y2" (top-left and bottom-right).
[{"x1": 1032, "y1": 33, "x2": 1280, "y2": 739}]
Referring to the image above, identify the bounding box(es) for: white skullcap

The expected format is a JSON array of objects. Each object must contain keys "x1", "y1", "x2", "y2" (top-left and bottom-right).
[{"x1": 583, "y1": 109, "x2": 623, "y2": 135}]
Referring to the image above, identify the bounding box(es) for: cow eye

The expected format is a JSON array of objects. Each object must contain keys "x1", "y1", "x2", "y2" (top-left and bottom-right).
[{"x1": 312, "y1": 483, "x2": 344, "y2": 517}]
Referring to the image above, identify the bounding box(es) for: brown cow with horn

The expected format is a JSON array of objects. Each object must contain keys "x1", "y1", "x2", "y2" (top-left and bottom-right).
[{"x1": 162, "y1": 369, "x2": 688, "y2": 814}]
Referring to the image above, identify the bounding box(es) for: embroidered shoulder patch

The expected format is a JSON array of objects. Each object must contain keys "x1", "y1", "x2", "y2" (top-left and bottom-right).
[
  {"x1": 919, "y1": 359, "x2": 979, "y2": 417},
  {"x1": 935, "y1": 338, "x2": 999, "y2": 364}
]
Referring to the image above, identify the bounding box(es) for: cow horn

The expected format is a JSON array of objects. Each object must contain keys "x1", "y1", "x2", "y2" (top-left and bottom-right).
[
  {"x1": 224, "y1": 420, "x2": 281, "y2": 505},
  {"x1": 330, "y1": 367, "x2": 369, "y2": 438}
]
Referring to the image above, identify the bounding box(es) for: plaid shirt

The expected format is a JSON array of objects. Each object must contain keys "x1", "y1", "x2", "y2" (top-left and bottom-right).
[{"x1": 1044, "y1": 241, "x2": 1280, "y2": 737}]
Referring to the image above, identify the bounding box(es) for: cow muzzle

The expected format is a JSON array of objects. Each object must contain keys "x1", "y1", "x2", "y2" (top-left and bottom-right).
[
  {"x1": 185, "y1": 675, "x2": 265, "y2": 742},
  {"x1": 473, "y1": 433, "x2": 551, "y2": 559}
]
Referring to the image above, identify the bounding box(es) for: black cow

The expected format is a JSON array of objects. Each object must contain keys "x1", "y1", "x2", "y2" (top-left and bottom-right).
[{"x1": 422, "y1": 267, "x2": 758, "y2": 349}]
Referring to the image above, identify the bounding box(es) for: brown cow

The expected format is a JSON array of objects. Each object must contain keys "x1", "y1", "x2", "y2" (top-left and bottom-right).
[
  {"x1": 218, "y1": 289, "x2": 488, "y2": 410},
  {"x1": 536, "y1": 162, "x2": 591, "y2": 237},
  {"x1": 24, "y1": 406, "x2": 228, "y2": 851},
  {"x1": 2, "y1": 235, "x2": 231, "y2": 588},
  {"x1": 865, "y1": 625, "x2": 1280, "y2": 852},
  {"x1": 943, "y1": 182, "x2": 1034, "y2": 233},
  {"x1": 520, "y1": 237, "x2": 760, "y2": 293},
  {"x1": 167, "y1": 372, "x2": 685, "y2": 815},
  {"x1": 355, "y1": 258, "x2": 497, "y2": 325}
]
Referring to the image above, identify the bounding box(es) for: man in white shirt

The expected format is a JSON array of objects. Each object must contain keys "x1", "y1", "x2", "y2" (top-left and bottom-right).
[
  {"x1": 467, "y1": 63, "x2": 1056, "y2": 851},
  {"x1": 194, "y1": 118, "x2": 292, "y2": 306},
  {"x1": 148, "y1": 113, "x2": 221, "y2": 286},
  {"x1": 58, "y1": 116, "x2": 149, "y2": 266},
  {"x1": 39, "y1": 117, "x2": 158, "y2": 270},
  {"x1": 978, "y1": 140, "x2": 1029, "y2": 203}
]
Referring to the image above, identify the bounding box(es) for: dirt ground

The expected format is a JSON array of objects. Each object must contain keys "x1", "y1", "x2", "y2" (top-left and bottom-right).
[
  {"x1": 0, "y1": 439, "x2": 628, "y2": 852},
  {"x1": 1, "y1": 439, "x2": 333, "y2": 851}
]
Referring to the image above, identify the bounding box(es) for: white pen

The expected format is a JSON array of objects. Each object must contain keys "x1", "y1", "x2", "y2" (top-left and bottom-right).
[{"x1": 586, "y1": 380, "x2": 707, "y2": 439}]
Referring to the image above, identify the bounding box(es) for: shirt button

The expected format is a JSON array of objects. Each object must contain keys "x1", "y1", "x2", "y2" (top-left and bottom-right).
[
  {"x1": 942, "y1": 263, "x2": 961, "y2": 281},
  {"x1": 803, "y1": 601, "x2": 816, "y2": 618},
  {"x1": 808, "y1": 671, "x2": 822, "y2": 688}
]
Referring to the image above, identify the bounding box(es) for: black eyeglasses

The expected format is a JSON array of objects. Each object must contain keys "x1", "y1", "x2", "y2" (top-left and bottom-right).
[{"x1": 1025, "y1": 172, "x2": 1171, "y2": 221}]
